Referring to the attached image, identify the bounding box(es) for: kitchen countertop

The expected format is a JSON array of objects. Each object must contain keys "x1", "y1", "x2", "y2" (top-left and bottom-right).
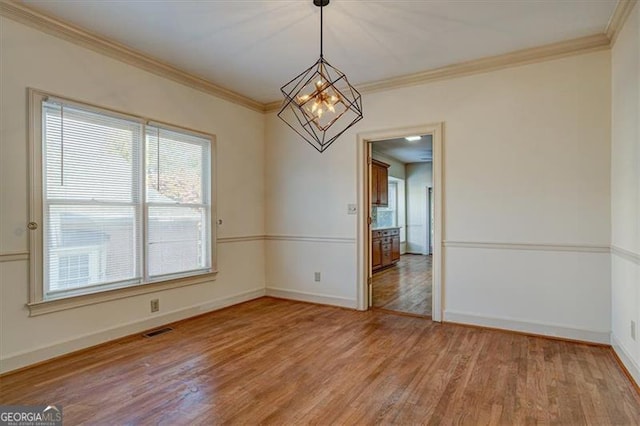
[{"x1": 372, "y1": 226, "x2": 400, "y2": 231}]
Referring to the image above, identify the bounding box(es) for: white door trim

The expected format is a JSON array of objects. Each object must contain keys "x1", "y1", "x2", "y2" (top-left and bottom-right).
[
  {"x1": 356, "y1": 123, "x2": 444, "y2": 321},
  {"x1": 425, "y1": 186, "x2": 432, "y2": 255}
]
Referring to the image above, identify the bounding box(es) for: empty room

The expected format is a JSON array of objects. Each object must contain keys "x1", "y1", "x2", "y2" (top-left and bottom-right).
[{"x1": 1, "y1": 0, "x2": 639, "y2": 424}]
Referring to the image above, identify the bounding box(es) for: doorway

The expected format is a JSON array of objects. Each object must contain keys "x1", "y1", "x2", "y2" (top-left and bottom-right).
[
  {"x1": 427, "y1": 187, "x2": 433, "y2": 255},
  {"x1": 356, "y1": 124, "x2": 443, "y2": 321}
]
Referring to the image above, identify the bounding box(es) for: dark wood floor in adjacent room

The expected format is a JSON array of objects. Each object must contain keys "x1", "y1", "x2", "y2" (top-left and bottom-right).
[
  {"x1": 373, "y1": 254, "x2": 432, "y2": 316},
  {"x1": 1, "y1": 297, "x2": 639, "y2": 425}
]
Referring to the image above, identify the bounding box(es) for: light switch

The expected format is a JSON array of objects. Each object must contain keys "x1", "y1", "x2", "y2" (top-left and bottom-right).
[{"x1": 347, "y1": 204, "x2": 357, "y2": 215}]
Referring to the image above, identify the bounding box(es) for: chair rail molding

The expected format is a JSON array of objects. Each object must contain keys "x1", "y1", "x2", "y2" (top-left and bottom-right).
[
  {"x1": 265, "y1": 235, "x2": 356, "y2": 244},
  {"x1": 0, "y1": 252, "x2": 30, "y2": 263},
  {"x1": 217, "y1": 235, "x2": 265, "y2": 244},
  {"x1": 443, "y1": 241, "x2": 611, "y2": 254},
  {"x1": 611, "y1": 245, "x2": 640, "y2": 264}
]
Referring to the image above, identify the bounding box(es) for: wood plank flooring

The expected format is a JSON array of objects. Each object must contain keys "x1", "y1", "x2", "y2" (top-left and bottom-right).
[
  {"x1": 2, "y1": 297, "x2": 639, "y2": 425},
  {"x1": 373, "y1": 254, "x2": 432, "y2": 316}
]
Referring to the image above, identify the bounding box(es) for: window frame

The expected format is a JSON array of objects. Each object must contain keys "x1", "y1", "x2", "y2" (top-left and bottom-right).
[
  {"x1": 387, "y1": 180, "x2": 399, "y2": 227},
  {"x1": 143, "y1": 123, "x2": 213, "y2": 282},
  {"x1": 28, "y1": 88, "x2": 218, "y2": 316},
  {"x1": 375, "y1": 181, "x2": 398, "y2": 228}
]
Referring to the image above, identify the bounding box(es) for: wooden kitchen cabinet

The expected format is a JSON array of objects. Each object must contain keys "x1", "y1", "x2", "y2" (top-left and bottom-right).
[
  {"x1": 372, "y1": 237, "x2": 382, "y2": 270},
  {"x1": 391, "y1": 235, "x2": 400, "y2": 262},
  {"x1": 372, "y1": 227, "x2": 400, "y2": 272},
  {"x1": 371, "y1": 159, "x2": 389, "y2": 207}
]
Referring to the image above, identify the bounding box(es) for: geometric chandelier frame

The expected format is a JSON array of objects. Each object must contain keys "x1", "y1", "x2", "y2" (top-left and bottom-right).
[{"x1": 278, "y1": 0, "x2": 363, "y2": 153}]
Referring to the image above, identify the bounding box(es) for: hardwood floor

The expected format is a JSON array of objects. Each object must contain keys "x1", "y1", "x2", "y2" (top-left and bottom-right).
[
  {"x1": 373, "y1": 254, "x2": 432, "y2": 317},
  {"x1": 1, "y1": 297, "x2": 639, "y2": 425}
]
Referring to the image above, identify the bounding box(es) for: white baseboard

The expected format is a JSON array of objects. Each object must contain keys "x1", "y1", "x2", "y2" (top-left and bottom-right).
[
  {"x1": 444, "y1": 310, "x2": 610, "y2": 344},
  {"x1": 612, "y1": 333, "x2": 640, "y2": 387},
  {"x1": 265, "y1": 287, "x2": 357, "y2": 309},
  {"x1": 0, "y1": 288, "x2": 266, "y2": 374}
]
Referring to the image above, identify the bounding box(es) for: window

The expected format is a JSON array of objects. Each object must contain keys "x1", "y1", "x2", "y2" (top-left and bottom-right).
[
  {"x1": 57, "y1": 253, "x2": 92, "y2": 289},
  {"x1": 29, "y1": 90, "x2": 216, "y2": 312},
  {"x1": 374, "y1": 181, "x2": 398, "y2": 228}
]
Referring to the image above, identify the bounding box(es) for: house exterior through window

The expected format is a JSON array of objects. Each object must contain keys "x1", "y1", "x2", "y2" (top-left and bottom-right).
[{"x1": 28, "y1": 90, "x2": 216, "y2": 311}]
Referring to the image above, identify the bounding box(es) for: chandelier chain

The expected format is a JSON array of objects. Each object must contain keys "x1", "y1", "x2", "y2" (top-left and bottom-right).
[{"x1": 320, "y1": 3, "x2": 323, "y2": 58}]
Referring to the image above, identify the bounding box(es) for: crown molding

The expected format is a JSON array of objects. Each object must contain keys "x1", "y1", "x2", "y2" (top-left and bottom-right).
[
  {"x1": 357, "y1": 34, "x2": 610, "y2": 95},
  {"x1": 265, "y1": 33, "x2": 610, "y2": 112},
  {"x1": 0, "y1": 0, "x2": 265, "y2": 113},
  {"x1": 264, "y1": 100, "x2": 283, "y2": 113},
  {"x1": 606, "y1": 0, "x2": 638, "y2": 45},
  {"x1": 1, "y1": 0, "x2": 614, "y2": 115}
]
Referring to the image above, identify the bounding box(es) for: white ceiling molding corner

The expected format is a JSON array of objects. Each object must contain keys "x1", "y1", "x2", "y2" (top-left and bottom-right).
[{"x1": 606, "y1": 0, "x2": 638, "y2": 44}]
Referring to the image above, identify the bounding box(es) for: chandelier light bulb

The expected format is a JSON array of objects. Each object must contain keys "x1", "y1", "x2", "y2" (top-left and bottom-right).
[{"x1": 295, "y1": 75, "x2": 343, "y2": 129}]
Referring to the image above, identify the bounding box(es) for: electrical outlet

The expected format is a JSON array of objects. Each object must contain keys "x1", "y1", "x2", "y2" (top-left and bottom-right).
[
  {"x1": 632, "y1": 320, "x2": 636, "y2": 341},
  {"x1": 151, "y1": 299, "x2": 159, "y2": 313},
  {"x1": 347, "y1": 204, "x2": 357, "y2": 215},
  {"x1": 314, "y1": 272, "x2": 321, "y2": 282}
]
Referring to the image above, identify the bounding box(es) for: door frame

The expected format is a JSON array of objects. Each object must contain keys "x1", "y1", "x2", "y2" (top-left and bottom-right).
[
  {"x1": 356, "y1": 123, "x2": 444, "y2": 321},
  {"x1": 426, "y1": 186, "x2": 433, "y2": 255}
]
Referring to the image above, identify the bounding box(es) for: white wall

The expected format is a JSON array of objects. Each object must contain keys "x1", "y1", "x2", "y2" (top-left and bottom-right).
[
  {"x1": 406, "y1": 162, "x2": 433, "y2": 254},
  {"x1": 266, "y1": 50, "x2": 612, "y2": 342},
  {"x1": 0, "y1": 18, "x2": 266, "y2": 373},
  {"x1": 611, "y1": 3, "x2": 640, "y2": 383},
  {"x1": 0, "y1": 11, "x2": 621, "y2": 374}
]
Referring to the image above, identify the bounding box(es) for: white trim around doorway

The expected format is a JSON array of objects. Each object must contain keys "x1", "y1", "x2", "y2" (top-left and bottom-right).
[{"x1": 356, "y1": 123, "x2": 444, "y2": 321}]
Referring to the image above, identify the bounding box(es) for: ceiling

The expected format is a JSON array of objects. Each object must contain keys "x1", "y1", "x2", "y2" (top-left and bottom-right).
[
  {"x1": 21, "y1": 0, "x2": 617, "y2": 104},
  {"x1": 373, "y1": 135, "x2": 432, "y2": 164}
]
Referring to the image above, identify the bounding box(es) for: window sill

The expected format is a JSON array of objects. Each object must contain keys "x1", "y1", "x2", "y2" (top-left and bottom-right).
[{"x1": 27, "y1": 270, "x2": 218, "y2": 317}]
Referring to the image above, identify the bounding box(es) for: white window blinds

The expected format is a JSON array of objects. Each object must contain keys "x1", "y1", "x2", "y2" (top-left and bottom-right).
[
  {"x1": 41, "y1": 99, "x2": 212, "y2": 300},
  {"x1": 145, "y1": 125, "x2": 211, "y2": 278}
]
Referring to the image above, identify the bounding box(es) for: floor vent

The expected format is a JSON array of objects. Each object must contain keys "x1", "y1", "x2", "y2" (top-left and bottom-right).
[{"x1": 142, "y1": 327, "x2": 174, "y2": 338}]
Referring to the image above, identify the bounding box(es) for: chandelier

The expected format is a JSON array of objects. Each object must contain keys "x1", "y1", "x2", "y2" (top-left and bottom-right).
[{"x1": 278, "y1": 0, "x2": 363, "y2": 153}]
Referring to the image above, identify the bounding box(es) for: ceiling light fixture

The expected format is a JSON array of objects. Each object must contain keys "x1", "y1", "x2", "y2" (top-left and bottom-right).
[
  {"x1": 278, "y1": 0, "x2": 363, "y2": 153},
  {"x1": 405, "y1": 136, "x2": 422, "y2": 142}
]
